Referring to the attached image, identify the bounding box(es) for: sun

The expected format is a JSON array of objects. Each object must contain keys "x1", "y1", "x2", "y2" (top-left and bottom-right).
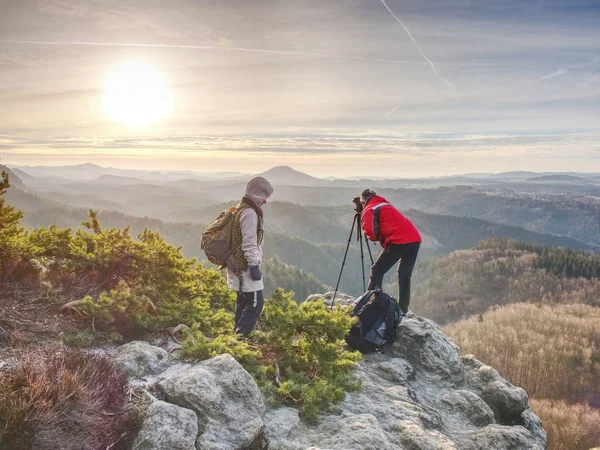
[{"x1": 102, "y1": 61, "x2": 173, "y2": 125}]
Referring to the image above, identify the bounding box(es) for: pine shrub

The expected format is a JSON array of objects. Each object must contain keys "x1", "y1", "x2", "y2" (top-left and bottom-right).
[
  {"x1": 181, "y1": 289, "x2": 361, "y2": 423},
  {"x1": 0, "y1": 171, "x2": 39, "y2": 291}
]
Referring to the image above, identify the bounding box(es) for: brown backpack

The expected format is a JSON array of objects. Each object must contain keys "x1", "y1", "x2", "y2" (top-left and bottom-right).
[{"x1": 201, "y1": 207, "x2": 240, "y2": 270}]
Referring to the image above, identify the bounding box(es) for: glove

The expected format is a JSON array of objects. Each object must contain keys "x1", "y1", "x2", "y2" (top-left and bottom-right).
[{"x1": 249, "y1": 265, "x2": 262, "y2": 281}]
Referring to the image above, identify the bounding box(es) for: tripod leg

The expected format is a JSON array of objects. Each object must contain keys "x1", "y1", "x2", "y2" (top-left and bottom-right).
[
  {"x1": 357, "y1": 213, "x2": 375, "y2": 267},
  {"x1": 332, "y1": 214, "x2": 357, "y2": 309},
  {"x1": 358, "y1": 216, "x2": 366, "y2": 292}
]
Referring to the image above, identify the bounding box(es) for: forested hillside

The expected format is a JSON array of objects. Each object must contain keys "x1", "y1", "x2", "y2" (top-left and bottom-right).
[
  {"x1": 262, "y1": 257, "x2": 329, "y2": 300},
  {"x1": 412, "y1": 238, "x2": 600, "y2": 324}
]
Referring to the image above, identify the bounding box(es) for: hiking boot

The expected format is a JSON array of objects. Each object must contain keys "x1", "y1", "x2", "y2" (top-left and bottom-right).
[{"x1": 398, "y1": 309, "x2": 407, "y2": 323}]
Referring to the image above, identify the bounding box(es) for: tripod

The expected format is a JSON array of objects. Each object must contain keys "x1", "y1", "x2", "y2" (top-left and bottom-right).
[{"x1": 331, "y1": 207, "x2": 375, "y2": 309}]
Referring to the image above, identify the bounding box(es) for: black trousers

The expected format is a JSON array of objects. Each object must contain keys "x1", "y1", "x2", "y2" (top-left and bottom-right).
[
  {"x1": 367, "y1": 242, "x2": 420, "y2": 312},
  {"x1": 234, "y1": 290, "x2": 264, "y2": 336}
]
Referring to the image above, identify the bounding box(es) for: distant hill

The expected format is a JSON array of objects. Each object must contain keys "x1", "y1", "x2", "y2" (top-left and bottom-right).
[
  {"x1": 6, "y1": 188, "x2": 61, "y2": 213},
  {"x1": 13, "y1": 163, "x2": 112, "y2": 180},
  {"x1": 528, "y1": 174, "x2": 585, "y2": 182},
  {"x1": 8, "y1": 167, "x2": 35, "y2": 186},
  {"x1": 92, "y1": 174, "x2": 163, "y2": 185},
  {"x1": 487, "y1": 171, "x2": 539, "y2": 179},
  {"x1": 256, "y1": 166, "x2": 325, "y2": 186},
  {"x1": 0, "y1": 165, "x2": 26, "y2": 190},
  {"x1": 11, "y1": 163, "x2": 248, "y2": 182}
]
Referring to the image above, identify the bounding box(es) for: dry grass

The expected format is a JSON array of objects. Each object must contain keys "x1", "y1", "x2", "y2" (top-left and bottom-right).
[
  {"x1": 0, "y1": 346, "x2": 134, "y2": 450},
  {"x1": 530, "y1": 399, "x2": 600, "y2": 450},
  {"x1": 0, "y1": 295, "x2": 77, "y2": 360}
]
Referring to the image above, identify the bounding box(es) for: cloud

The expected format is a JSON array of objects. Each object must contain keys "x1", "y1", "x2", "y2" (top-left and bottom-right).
[
  {"x1": 0, "y1": 53, "x2": 38, "y2": 67},
  {"x1": 38, "y1": 0, "x2": 180, "y2": 38},
  {"x1": 0, "y1": 133, "x2": 596, "y2": 158}
]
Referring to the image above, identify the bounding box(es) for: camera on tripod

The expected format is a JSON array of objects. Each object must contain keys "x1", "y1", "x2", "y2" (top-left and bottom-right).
[
  {"x1": 352, "y1": 196, "x2": 364, "y2": 213},
  {"x1": 330, "y1": 195, "x2": 373, "y2": 308}
]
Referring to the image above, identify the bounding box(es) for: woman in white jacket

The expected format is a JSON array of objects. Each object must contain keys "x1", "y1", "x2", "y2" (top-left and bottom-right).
[{"x1": 227, "y1": 176, "x2": 274, "y2": 336}]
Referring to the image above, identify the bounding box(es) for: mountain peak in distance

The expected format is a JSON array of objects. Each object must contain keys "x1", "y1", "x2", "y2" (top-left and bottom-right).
[{"x1": 256, "y1": 166, "x2": 325, "y2": 186}]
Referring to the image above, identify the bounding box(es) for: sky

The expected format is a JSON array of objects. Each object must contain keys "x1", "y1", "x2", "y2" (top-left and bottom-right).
[{"x1": 0, "y1": 0, "x2": 599, "y2": 177}]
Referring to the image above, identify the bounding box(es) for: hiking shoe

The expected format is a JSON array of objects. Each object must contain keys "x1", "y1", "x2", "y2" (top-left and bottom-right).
[{"x1": 398, "y1": 309, "x2": 407, "y2": 324}]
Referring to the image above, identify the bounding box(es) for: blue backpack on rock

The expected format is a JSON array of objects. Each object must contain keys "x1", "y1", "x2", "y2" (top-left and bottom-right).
[{"x1": 345, "y1": 289, "x2": 403, "y2": 353}]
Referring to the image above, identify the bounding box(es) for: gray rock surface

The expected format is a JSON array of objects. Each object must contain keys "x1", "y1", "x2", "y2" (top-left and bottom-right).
[
  {"x1": 457, "y1": 424, "x2": 544, "y2": 450},
  {"x1": 131, "y1": 400, "x2": 197, "y2": 450},
  {"x1": 520, "y1": 408, "x2": 548, "y2": 449},
  {"x1": 264, "y1": 315, "x2": 546, "y2": 450},
  {"x1": 115, "y1": 341, "x2": 170, "y2": 378},
  {"x1": 318, "y1": 414, "x2": 398, "y2": 450},
  {"x1": 304, "y1": 291, "x2": 355, "y2": 307},
  {"x1": 389, "y1": 314, "x2": 462, "y2": 381},
  {"x1": 440, "y1": 390, "x2": 495, "y2": 427},
  {"x1": 158, "y1": 353, "x2": 266, "y2": 450},
  {"x1": 461, "y1": 354, "x2": 529, "y2": 423}
]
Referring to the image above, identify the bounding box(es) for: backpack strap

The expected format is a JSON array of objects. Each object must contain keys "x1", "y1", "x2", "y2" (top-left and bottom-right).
[{"x1": 372, "y1": 203, "x2": 391, "y2": 243}]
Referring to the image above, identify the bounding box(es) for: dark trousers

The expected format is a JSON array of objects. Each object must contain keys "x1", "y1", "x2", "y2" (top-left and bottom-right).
[
  {"x1": 367, "y1": 242, "x2": 420, "y2": 312},
  {"x1": 234, "y1": 290, "x2": 264, "y2": 336}
]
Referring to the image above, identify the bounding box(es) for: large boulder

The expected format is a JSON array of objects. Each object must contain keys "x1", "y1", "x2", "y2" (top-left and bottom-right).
[
  {"x1": 396, "y1": 420, "x2": 458, "y2": 449},
  {"x1": 317, "y1": 414, "x2": 399, "y2": 450},
  {"x1": 131, "y1": 400, "x2": 197, "y2": 450},
  {"x1": 264, "y1": 407, "x2": 307, "y2": 450},
  {"x1": 440, "y1": 390, "x2": 495, "y2": 427},
  {"x1": 115, "y1": 341, "x2": 170, "y2": 378},
  {"x1": 389, "y1": 316, "x2": 463, "y2": 382},
  {"x1": 265, "y1": 408, "x2": 402, "y2": 450},
  {"x1": 461, "y1": 354, "x2": 529, "y2": 423},
  {"x1": 158, "y1": 354, "x2": 266, "y2": 450}
]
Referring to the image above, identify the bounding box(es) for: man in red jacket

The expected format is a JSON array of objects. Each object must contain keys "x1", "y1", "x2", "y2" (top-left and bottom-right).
[{"x1": 360, "y1": 188, "x2": 421, "y2": 316}]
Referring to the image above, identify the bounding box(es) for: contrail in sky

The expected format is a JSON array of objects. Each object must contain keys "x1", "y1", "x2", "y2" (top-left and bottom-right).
[
  {"x1": 529, "y1": 56, "x2": 600, "y2": 84},
  {"x1": 0, "y1": 39, "x2": 427, "y2": 66},
  {"x1": 379, "y1": 0, "x2": 452, "y2": 89},
  {"x1": 384, "y1": 104, "x2": 400, "y2": 117}
]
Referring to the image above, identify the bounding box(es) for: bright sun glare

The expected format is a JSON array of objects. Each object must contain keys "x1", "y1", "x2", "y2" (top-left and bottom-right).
[{"x1": 102, "y1": 61, "x2": 173, "y2": 125}]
